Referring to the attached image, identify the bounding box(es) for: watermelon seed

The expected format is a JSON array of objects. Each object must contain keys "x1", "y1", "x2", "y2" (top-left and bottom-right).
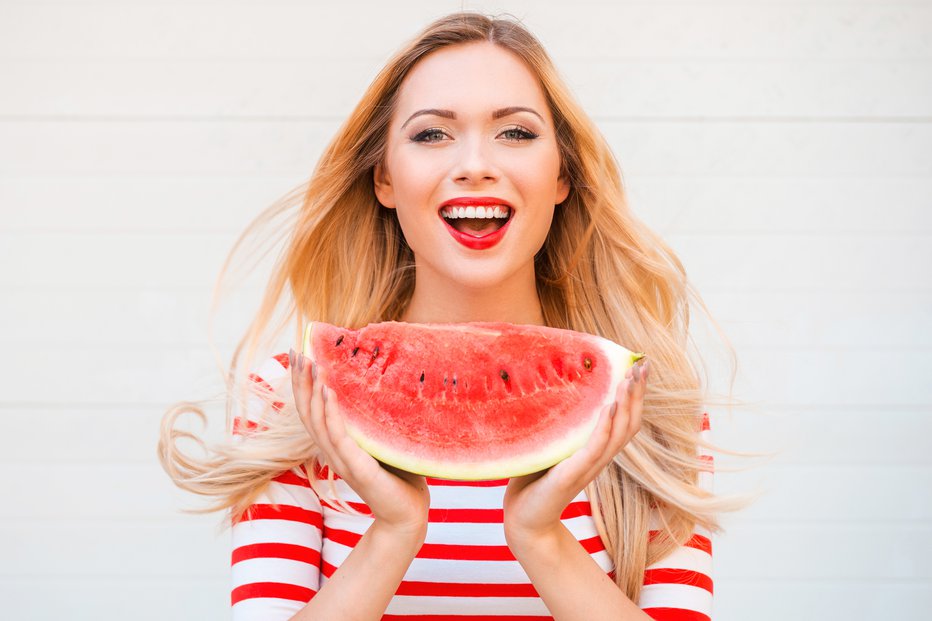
[
  {"x1": 419, "y1": 372, "x2": 425, "y2": 383},
  {"x1": 352, "y1": 347, "x2": 359, "y2": 357},
  {"x1": 335, "y1": 335, "x2": 344, "y2": 346},
  {"x1": 584, "y1": 357, "x2": 592, "y2": 370},
  {"x1": 500, "y1": 369, "x2": 509, "y2": 382},
  {"x1": 372, "y1": 345, "x2": 379, "y2": 359}
]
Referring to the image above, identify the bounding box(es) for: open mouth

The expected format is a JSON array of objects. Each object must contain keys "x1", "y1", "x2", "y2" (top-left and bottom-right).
[{"x1": 440, "y1": 205, "x2": 512, "y2": 236}]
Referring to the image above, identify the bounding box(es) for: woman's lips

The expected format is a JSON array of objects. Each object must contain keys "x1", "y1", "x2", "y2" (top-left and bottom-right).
[{"x1": 441, "y1": 213, "x2": 512, "y2": 250}]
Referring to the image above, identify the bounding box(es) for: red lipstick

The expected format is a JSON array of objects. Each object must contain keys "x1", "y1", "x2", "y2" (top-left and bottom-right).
[
  {"x1": 439, "y1": 196, "x2": 513, "y2": 251},
  {"x1": 442, "y1": 216, "x2": 512, "y2": 250},
  {"x1": 439, "y1": 196, "x2": 513, "y2": 209}
]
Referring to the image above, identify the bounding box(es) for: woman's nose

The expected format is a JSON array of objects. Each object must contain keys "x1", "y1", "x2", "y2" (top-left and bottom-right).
[{"x1": 452, "y1": 135, "x2": 498, "y2": 183}]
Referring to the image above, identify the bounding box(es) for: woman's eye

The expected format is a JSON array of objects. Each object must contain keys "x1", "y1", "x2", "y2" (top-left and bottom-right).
[
  {"x1": 412, "y1": 128, "x2": 447, "y2": 143},
  {"x1": 411, "y1": 126, "x2": 539, "y2": 143},
  {"x1": 501, "y1": 126, "x2": 539, "y2": 141}
]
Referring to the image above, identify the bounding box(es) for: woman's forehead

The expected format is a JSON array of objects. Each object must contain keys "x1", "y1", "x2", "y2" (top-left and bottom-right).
[{"x1": 393, "y1": 42, "x2": 549, "y2": 124}]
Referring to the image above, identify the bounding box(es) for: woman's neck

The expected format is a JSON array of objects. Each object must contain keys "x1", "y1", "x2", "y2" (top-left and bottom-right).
[{"x1": 401, "y1": 270, "x2": 546, "y2": 326}]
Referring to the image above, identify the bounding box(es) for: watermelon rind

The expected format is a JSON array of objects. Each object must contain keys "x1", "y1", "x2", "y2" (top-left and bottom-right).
[{"x1": 302, "y1": 321, "x2": 644, "y2": 480}]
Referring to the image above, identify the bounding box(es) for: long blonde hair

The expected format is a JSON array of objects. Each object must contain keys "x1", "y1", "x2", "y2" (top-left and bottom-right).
[{"x1": 159, "y1": 10, "x2": 760, "y2": 603}]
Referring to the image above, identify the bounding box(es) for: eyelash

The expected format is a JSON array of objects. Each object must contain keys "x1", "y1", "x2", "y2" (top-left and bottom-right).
[{"x1": 411, "y1": 125, "x2": 539, "y2": 144}]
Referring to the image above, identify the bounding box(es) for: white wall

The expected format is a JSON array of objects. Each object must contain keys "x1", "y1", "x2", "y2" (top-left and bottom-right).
[{"x1": 1, "y1": 0, "x2": 930, "y2": 619}]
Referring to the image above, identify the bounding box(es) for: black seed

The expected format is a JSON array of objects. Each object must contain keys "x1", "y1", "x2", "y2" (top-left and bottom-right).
[
  {"x1": 500, "y1": 369, "x2": 509, "y2": 382},
  {"x1": 583, "y1": 357, "x2": 592, "y2": 370},
  {"x1": 444, "y1": 376, "x2": 447, "y2": 386},
  {"x1": 419, "y1": 372, "x2": 425, "y2": 383},
  {"x1": 335, "y1": 335, "x2": 344, "y2": 346},
  {"x1": 453, "y1": 378, "x2": 457, "y2": 386},
  {"x1": 351, "y1": 347, "x2": 359, "y2": 357},
  {"x1": 372, "y1": 345, "x2": 379, "y2": 358}
]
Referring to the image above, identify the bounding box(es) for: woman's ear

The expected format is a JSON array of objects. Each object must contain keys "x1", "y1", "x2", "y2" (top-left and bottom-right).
[
  {"x1": 373, "y1": 162, "x2": 396, "y2": 209},
  {"x1": 555, "y1": 173, "x2": 570, "y2": 206}
]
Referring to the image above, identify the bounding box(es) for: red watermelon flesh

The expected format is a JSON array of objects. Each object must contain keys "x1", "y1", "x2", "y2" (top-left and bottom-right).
[{"x1": 302, "y1": 321, "x2": 644, "y2": 480}]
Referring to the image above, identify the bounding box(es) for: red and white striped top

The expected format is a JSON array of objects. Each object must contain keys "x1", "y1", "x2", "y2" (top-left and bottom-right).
[{"x1": 230, "y1": 353, "x2": 715, "y2": 621}]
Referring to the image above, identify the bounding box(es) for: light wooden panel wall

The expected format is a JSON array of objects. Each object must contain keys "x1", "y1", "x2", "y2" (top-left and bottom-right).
[{"x1": 1, "y1": 1, "x2": 929, "y2": 619}]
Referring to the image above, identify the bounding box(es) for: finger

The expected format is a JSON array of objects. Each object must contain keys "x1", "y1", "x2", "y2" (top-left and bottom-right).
[
  {"x1": 322, "y1": 388, "x2": 361, "y2": 457},
  {"x1": 290, "y1": 349, "x2": 312, "y2": 424},
  {"x1": 603, "y1": 368, "x2": 643, "y2": 461},
  {"x1": 321, "y1": 386, "x2": 380, "y2": 484},
  {"x1": 507, "y1": 467, "x2": 549, "y2": 495},
  {"x1": 575, "y1": 401, "x2": 614, "y2": 465},
  {"x1": 309, "y1": 375, "x2": 348, "y2": 476},
  {"x1": 381, "y1": 462, "x2": 427, "y2": 488},
  {"x1": 291, "y1": 353, "x2": 342, "y2": 471},
  {"x1": 571, "y1": 400, "x2": 625, "y2": 484},
  {"x1": 549, "y1": 402, "x2": 614, "y2": 486},
  {"x1": 626, "y1": 360, "x2": 648, "y2": 440},
  {"x1": 587, "y1": 378, "x2": 633, "y2": 472}
]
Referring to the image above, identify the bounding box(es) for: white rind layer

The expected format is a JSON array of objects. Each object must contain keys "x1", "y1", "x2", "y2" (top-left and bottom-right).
[{"x1": 302, "y1": 322, "x2": 644, "y2": 480}]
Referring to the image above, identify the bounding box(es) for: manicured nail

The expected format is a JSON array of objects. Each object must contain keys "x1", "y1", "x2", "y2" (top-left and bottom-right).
[
  {"x1": 610, "y1": 403, "x2": 618, "y2": 418},
  {"x1": 642, "y1": 360, "x2": 651, "y2": 381},
  {"x1": 311, "y1": 361, "x2": 318, "y2": 381},
  {"x1": 627, "y1": 378, "x2": 635, "y2": 395},
  {"x1": 288, "y1": 348, "x2": 295, "y2": 368}
]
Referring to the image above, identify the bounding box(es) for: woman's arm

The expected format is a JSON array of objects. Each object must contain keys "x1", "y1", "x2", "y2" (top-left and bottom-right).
[
  {"x1": 288, "y1": 521, "x2": 425, "y2": 621},
  {"x1": 502, "y1": 359, "x2": 650, "y2": 620},
  {"x1": 507, "y1": 524, "x2": 653, "y2": 621},
  {"x1": 505, "y1": 402, "x2": 716, "y2": 621}
]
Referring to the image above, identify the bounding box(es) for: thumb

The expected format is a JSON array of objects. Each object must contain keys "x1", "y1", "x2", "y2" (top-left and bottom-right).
[{"x1": 507, "y1": 467, "x2": 549, "y2": 494}]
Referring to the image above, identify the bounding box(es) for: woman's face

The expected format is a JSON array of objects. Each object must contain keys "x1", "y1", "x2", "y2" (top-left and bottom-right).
[{"x1": 374, "y1": 41, "x2": 570, "y2": 293}]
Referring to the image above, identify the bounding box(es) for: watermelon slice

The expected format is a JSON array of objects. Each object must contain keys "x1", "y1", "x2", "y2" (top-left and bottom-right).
[{"x1": 302, "y1": 321, "x2": 644, "y2": 480}]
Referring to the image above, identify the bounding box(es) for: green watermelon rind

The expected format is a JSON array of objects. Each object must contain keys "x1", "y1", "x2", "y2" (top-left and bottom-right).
[{"x1": 303, "y1": 321, "x2": 644, "y2": 481}]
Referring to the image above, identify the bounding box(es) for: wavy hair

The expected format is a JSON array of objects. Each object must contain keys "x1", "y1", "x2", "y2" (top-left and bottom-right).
[{"x1": 159, "y1": 10, "x2": 762, "y2": 604}]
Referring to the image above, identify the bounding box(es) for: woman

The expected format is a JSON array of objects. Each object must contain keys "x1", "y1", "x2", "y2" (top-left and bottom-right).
[{"x1": 160, "y1": 11, "x2": 754, "y2": 620}]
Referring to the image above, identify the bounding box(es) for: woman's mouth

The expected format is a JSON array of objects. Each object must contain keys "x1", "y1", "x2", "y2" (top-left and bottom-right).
[{"x1": 439, "y1": 205, "x2": 512, "y2": 250}]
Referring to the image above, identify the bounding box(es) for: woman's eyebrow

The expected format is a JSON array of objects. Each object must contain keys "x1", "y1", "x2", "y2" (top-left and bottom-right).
[{"x1": 400, "y1": 106, "x2": 544, "y2": 130}]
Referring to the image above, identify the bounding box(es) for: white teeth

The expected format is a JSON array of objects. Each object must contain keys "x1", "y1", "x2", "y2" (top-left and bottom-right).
[{"x1": 441, "y1": 205, "x2": 511, "y2": 219}]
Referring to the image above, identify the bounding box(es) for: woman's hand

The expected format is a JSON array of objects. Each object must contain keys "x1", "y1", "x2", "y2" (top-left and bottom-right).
[
  {"x1": 502, "y1": 359, "x2": 650, "y2": 548},
  {"x1": 290, "y1": 349, "x2": 431, "y2": 540}
]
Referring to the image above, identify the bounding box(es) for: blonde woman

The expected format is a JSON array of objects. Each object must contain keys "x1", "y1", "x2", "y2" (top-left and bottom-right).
[{"x1": 160, "y1": 11, "x2": 753, "y2": 621}]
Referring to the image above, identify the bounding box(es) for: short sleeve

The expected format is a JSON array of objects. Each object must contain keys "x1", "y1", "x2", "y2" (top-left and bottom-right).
[
  {"x1": 231, "y1": 353, "x2": 293, "y2": 439},
  {"x1": 230, "y1": 354, "x2": 324, "y2": 621},
  {"x1": 638, "y1": 411, "x2": 715, "y2": 621}
]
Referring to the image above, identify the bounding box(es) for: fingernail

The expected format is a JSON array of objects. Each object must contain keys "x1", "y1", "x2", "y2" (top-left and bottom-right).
[
  {"x1": 610, "y1": 403, "x2": 618, "y2": 418},
  {"x1": 288, "y1": 348, "x2": 295, "y2": 368},
  {"x1": 642, "y1": 360, "x2": 651, "y2": 381},
  {"x1": 322, "y1": 386, "x2": 328, "y2": 403},
  {"x1": 627, "y1": 378, "x2": 635, "y2": 395},
  {"x1": 633, "y1": 364, "x2": 641, "y2": 383},
  {"x1": 311, "y1": 362, "x2": 318, "y2": 381}
]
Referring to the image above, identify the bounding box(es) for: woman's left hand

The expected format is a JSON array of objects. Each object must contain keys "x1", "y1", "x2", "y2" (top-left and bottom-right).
[{"x1": 502, "y1": 358, "x2": 650, "y2": 546}]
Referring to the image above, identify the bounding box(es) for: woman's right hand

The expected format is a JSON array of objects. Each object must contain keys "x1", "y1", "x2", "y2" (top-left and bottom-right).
[{"x1": 289, "y1": 349, "x2": 431, "y2": 540}]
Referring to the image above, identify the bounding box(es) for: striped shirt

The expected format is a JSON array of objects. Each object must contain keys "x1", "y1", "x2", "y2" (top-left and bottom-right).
[{"x1": 230, "y1": 353, "x2": 715, "y2": 620}]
